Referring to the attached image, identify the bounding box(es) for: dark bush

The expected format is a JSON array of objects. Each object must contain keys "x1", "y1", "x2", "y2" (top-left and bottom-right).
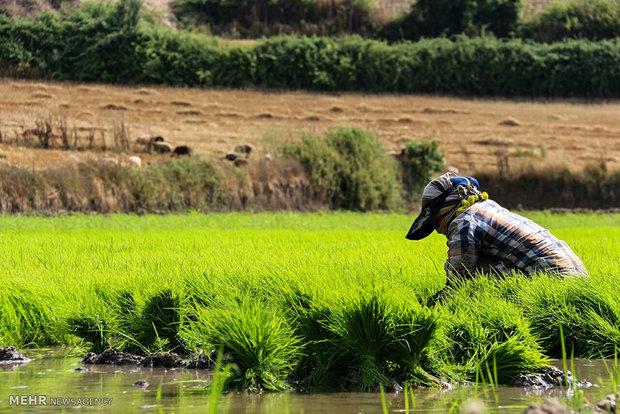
[
  {"x1": 171, "y1": 0, "x2": 376, "y2": 37},
  {"x1": 521, "y1": 0, "x2": 620, "y2": 43},
  {"x1": 476, "y1": 163, "x2": 620, "y2": 209},
  {"x1": 379, "y1": 0, "x2": 522, "y2": 42},
  {"x1": 2, "y1": 3, "x2": 620, "y2": 97},
  {"x1": 398, "y1": 140, "x2": 445, "y2": 192},
  {"x1": 285, "y1": 127, "x2": 401, "y2": 211}
]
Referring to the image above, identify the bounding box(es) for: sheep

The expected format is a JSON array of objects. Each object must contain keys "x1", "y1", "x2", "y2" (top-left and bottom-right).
[
  {"x1": 234, "y1": 143, "x2": 253, "y2": 156},
  {"x1": 233, "y1": 158, "x2": 248, "y2": 167},
  {"x1": 152, "y1": 141, "x2": 172, "y2": 153},
  {"x1": 128, "y1": 156, "x2": 142, "y2": 168},
  {"x1": 172, "y1": 145, "x2": 192, "y2": 157}
]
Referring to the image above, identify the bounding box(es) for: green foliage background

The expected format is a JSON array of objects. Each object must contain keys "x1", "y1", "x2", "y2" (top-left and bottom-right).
[{"x1": 1, "y1": 0, "x2": 620, "y2": 97}]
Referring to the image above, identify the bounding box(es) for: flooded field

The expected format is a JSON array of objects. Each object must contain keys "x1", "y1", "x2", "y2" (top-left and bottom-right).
[{"x1": 0, "y1": 350, "x2": 616, "y2": 413}]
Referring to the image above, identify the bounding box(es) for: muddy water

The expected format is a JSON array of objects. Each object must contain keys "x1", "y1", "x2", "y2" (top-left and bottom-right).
[{"x1": 0, "y1": 350, "x2": 616, "y2": 413}]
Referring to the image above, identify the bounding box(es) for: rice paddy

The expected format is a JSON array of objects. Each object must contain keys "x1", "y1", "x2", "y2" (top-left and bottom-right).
[{"x1": 0, "y1": 212, "x2": 619, "y2": 393}]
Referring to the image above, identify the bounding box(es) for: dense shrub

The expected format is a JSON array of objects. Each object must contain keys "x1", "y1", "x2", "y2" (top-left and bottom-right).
[
  {"x1": 476, "y1": 163, "x2": 620, "y2": 209},
  {"x1": 171, "y1": 0, "x2": 376, "y2": 37},
  {"x1": 521, "y1": 0, "x2": 620, "y2": 43},
  {"x1": 285, "y1": 127, "x2": 401, "y2": 211},
  {"x1": 398, "y1": 140, "x2": 445, "y2": 192},
  {"x1": 379, "y1": 0, "x2": 522, "y2": 42},
  {"x1": 2, "y1": 2, "x2": 620, "y2": 97}
]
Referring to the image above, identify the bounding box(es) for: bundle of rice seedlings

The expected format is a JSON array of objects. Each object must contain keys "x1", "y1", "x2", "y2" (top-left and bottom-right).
[
  {"x1": 278, "y1": 288, "x2": 346, "y2": 389},
  {"x1": 522, "y1": 278, "x2": 620, "y2": 358},
  {"x1": 67, "y1": 313, "x2": 111, "y2": 354},
  {"x1": 198, "y1": 299, "x2": 302, "y2": 391},
  {"x1": 439, "y1": 282, "x2": 548, "y2": 384},
  {"x1": 1, "y1": 284, "x2": 67, "y2": 347},
  {"x1": 476, "y1": 338, "x2": 549, "y2": 384},
  {"x1": 328, "y1": 291, "x2": 439, "y2": 390},
  {"x1": 132, "y1": 289, "x2": 186, "y2": 353}
]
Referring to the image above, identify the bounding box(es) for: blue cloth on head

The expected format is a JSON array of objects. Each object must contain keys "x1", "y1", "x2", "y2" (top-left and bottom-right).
[{"x1": 449, "y1": 176, "x2": 479, "y2": 189}]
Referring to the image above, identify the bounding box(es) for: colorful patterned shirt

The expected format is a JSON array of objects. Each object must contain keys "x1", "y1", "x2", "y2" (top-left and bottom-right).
[{"x1": 444, "y1": 200, "x2": 589, "y2": 280}]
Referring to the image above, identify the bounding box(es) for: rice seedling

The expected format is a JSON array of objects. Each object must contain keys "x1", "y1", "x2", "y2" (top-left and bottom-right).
[
  {"x1": 0, "y1": 211, "x2": 617, "y2": 394},
  {"x1": 188, "y1": 298, "x2": 302, "y2": 391}
]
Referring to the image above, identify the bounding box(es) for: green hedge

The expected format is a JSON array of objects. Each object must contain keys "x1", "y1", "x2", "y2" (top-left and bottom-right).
[
  {"x1": 521, "y1": 0, "x2": 620, "y2": 43},
  {"x1": 171, "y1": 0, "x2": 375, "y2": 37},
  {"x1": 1, "y1": 0, "x2": 620, "y2": 97},
  {"x1": 379, "y1": 0, "x2": 522, "y2": 42}
]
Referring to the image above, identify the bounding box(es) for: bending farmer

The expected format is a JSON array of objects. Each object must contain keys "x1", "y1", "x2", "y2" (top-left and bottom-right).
[{"x1": 406, "y1": 173, "x2": 588, "y2": 296}]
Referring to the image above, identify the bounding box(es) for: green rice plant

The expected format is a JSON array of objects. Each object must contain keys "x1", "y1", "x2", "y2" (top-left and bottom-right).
[
  {"x1": 439, "y1": 280, "x2": 548, "y2": 384},
  {"x1": 0, "y1": 211, "x2": 616, "y2": 393},
  {"x1": 476, "y1": 338, "x2": 548, "y2": 385},
  {"x1": 521, "y1": 278, "x2": 620, "y2": 358},
  {"x1": 0, "y1": 284, "x2": 67, "y2": 347},
  {"x1": 389, "y1": 306, "x2": 441, "y2": 386},
  {"x1": 192, "y1": 299, "x2": 302, "y2": 391},
  {"x1": 66, "y1": 313, "x2": 112, "y2": 354},
  {"x1": 328, "y1": 294, "x2": 395, "y2": 390},
  {"x1": 328, "y1": 291, "x2": 440, "y2": 390},
  {"x1": 131, "y1": 289, "x2": 187, "y2": 353},
  {"x1": 277, "y1": 288, "x2": 346, "y2": 389}
]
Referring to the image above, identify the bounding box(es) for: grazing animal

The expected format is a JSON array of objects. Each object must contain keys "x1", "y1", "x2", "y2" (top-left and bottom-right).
[
  {"x1": 233, "y1": 158, "x2": 248, "y2": 167},
  {"x1": 136, "y1": 135, "x2": 151, "y2": 146},
  {"x1": 234, "y1": 144, "x2": 253, "y2": 156},
  {"x1": 152, "y1": 141, "x2": 172, "y2": 153},
  {"x1": 137, "y1": 135, "x2": 165, "y2": 147},
  {"x1": 128, "y1": 156, "x2": 142, "y2": 167},
  {"x1": 172, "y1": 145, "x2": 192, "y2": 156}
]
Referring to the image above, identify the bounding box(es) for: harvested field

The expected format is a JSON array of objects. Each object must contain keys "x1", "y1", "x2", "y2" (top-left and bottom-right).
[{"x1": 0, "y1": 79, "x2": 618, "y2": 173}]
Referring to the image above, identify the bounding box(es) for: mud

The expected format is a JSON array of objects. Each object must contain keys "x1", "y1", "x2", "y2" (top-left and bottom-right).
[
  {"x1": 0, "y1": 346, "x2": 29, "y2": 363},
  {"x1": 524, "y1": 399, "x2": 573, "y2": 414},
  {"x1": 142, "y1": 352, "x2": 186, "y2": 368},
  {"x1": 82, "y1": 348, "x2": 215, "y2": 370},
  {"x1": 82, "y1": 349, "x2": 145, "y2": 366},
  {"x1": 513, "y1": 367, "x2": 593, "y2": 390},
  {"x1": 186, "y1": 353, "x2": 215, "y2": 370},
  {"x1": 595, "y1": 393, "x2": 617, "y2": 413}
]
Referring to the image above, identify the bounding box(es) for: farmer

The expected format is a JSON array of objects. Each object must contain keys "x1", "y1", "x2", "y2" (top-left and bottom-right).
[{"x1": 406, "y1": 172, "x2": 588, "y2": 299}]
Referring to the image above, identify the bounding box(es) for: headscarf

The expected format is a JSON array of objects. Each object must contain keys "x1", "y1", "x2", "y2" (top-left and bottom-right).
[{"x1": 405, "y1": 172, "x2": 488, "y2": 240}]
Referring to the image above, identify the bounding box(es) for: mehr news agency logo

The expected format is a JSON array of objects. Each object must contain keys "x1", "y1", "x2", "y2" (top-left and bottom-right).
[{"x1": 8, "y1": 395, "x2": 112, "y2": 407}]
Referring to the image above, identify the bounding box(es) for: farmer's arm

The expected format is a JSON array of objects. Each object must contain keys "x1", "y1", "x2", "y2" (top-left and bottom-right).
[{"x1": 444, "y1": 218, "x2": 481, "y2": 285}]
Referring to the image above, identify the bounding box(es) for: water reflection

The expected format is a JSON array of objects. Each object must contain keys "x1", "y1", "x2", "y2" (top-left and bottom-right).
[{"x1": 0, "y1": 351, "x2": 615, "y2": 413}]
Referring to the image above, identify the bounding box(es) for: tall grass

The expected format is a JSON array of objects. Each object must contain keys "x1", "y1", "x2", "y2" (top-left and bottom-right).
[{"x1": 0, "y1": 212, "x2": 617, "y2": 391}]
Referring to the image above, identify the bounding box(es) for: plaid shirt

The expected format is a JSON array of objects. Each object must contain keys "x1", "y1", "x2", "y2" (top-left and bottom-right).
[{"x1": 445, "y1": 200, "x2": 589, "y2": 280}]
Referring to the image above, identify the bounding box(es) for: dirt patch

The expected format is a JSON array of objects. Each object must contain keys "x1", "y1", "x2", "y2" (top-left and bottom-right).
[
  {"x1": 142, "y1": 352, "x2": 186, "y2": 368},
  {"x1": 0, "y1": 346, "x2": 29, "y2": 362},
  {"x1": 82, "y1": 349, "x2": 216, "y2": 370},
  {"x1": 177, "y1": 110, "x2": 202, "y2": 116},
  {"x1": 2, "y1": 79, "x2": 619, "y2": 173},
  {"x1": 513, "y1": 367, "x2": 592, "y2": 390},
  {"x1": 499, "y1": 117, "x2": 522, "y2": 126},
  {"x1": 101, "y1": 104, "x2": 128, "y2": 111},
  {"x1": 186, "y1": 354, "x2": 215, "y2": 370},
  {"x1": 82, "y1": 349, "x2": 145, "y2": 366}
]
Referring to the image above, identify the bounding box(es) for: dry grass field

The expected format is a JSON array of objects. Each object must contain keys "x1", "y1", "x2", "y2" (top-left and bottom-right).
[{"x1": 0, "y1": 78, "x2": 618, "y2": 173}]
